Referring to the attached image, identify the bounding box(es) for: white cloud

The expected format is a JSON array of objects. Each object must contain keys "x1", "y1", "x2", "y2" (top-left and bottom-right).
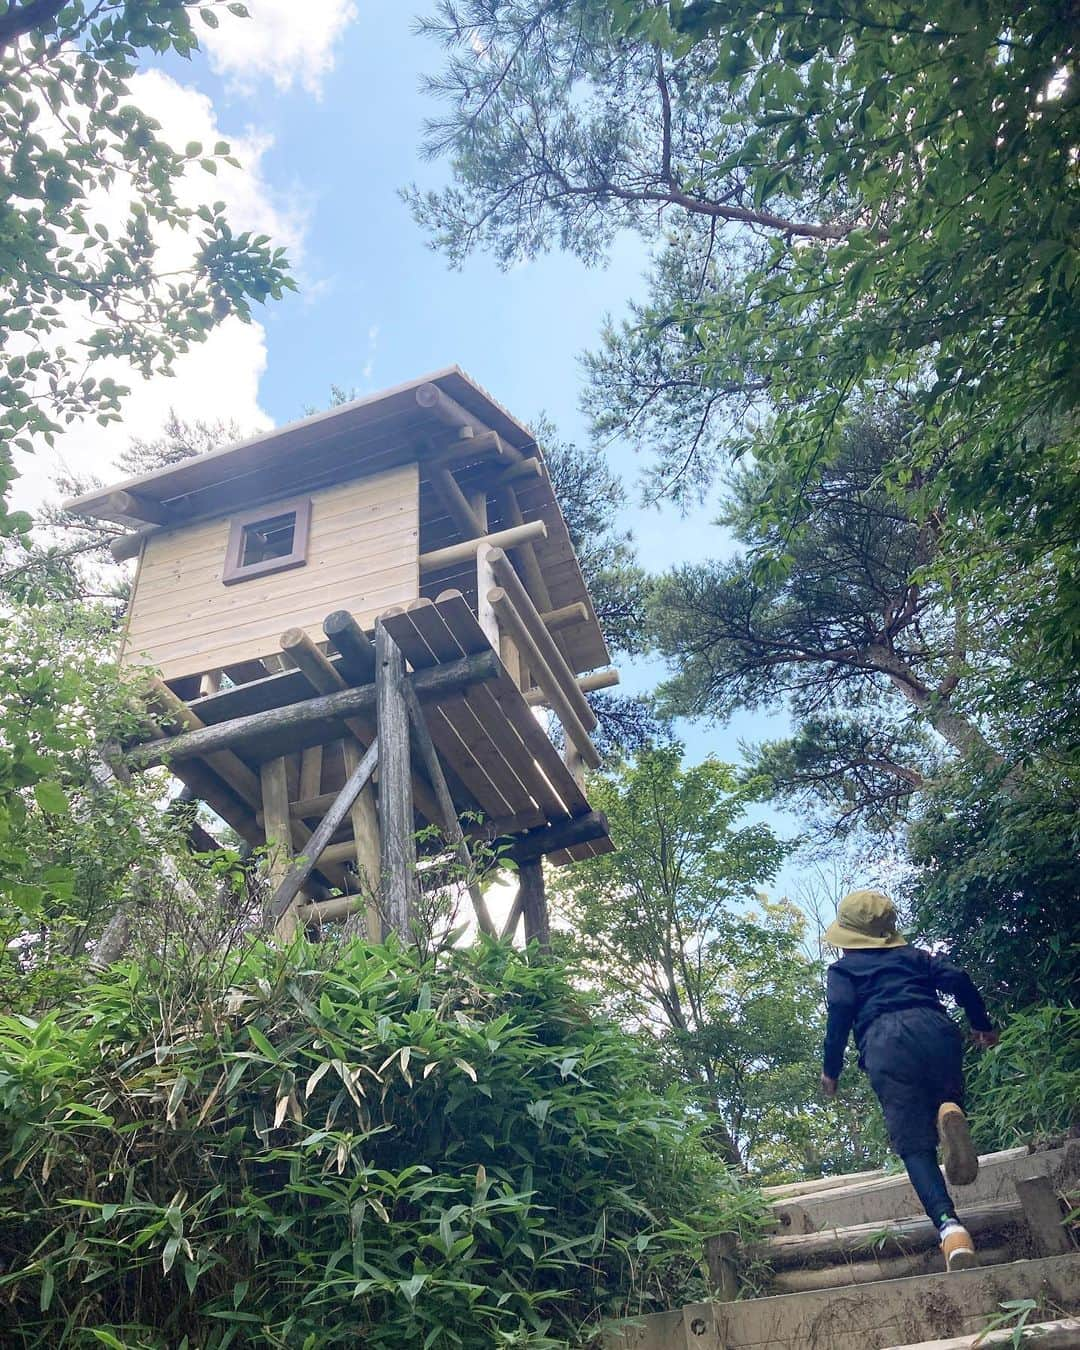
[
  {"x1": 134, "y1": 69, "x2": 306, "y2": 259},
  {"x1": 201, "y1": 0, "x2": 358, "y2": 96},
  {"x1": 12, "y1": 71, "x2": 301, "y2": 515}
]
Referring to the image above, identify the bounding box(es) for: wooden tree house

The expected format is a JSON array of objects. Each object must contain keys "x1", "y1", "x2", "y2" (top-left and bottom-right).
[{"x1": 66, "y1": 369, "x2": 617, "y2": 942}]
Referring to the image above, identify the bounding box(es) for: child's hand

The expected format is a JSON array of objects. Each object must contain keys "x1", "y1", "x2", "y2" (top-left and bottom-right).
[
  {"x1": 820, "y1": 1073, "x2": 838, "y2": 1098},
  {"x1": 971, "y1": 1029, "x2": 1000, "y2": 1049}
]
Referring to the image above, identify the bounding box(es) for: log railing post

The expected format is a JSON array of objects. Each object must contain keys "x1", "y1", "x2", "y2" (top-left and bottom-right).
[
  {"x1": 375, "y1": 622, "x2": 417, "y2": 936},
  {"x1": 476, "y1": 542, "x2": 499, "y2": 649}
]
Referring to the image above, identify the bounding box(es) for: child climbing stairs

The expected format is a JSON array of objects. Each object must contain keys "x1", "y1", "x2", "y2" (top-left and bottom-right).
[{"x1": 609, "y1": 1139, "x2": 1080, "y2": 1349}]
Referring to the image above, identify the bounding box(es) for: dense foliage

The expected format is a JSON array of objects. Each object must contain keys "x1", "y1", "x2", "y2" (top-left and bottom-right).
[
  {"x1": 904, "y1": 765, "x2": 1080, "y2": 1010},
  {"x1": 548, "y1": 747, "x2": 889, "y2": 1178},
  {"x1": 411, "y1": 2, "x2": 1078, "y2": 590},
  {"x1": 0, "y1": 0, "x2": 293, "y2": 529},
  {"x1": 0, "y1": 939, "x2": 764, "y2": 1347},
  {"x1": 967, "y1": 1006, "x2": 1080, "y2": 1152}
]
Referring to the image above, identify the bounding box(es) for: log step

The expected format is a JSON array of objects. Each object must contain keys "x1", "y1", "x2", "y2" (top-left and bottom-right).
[
  {"x1": 879, "y1": 1316, "x2": 1080, "y2": 1349},
  {"x1": 773, "y1": 1142, "x2": 1080, "y2": 1234},
  {"x1": 604, "y1": 1253, "x2": 1080, "y2": 1350}
]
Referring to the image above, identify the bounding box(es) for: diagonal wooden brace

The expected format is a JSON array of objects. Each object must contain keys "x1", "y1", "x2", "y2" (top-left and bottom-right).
[
  {"x1": 268, "y1": 738, "x2": 379, "y2": 924},
  {"x1": 402, "y1": 680, "x2": 497, "y2": 937}
]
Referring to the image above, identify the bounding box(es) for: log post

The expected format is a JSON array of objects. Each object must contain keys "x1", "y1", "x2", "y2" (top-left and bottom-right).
[
  {"x1": 375, "y1": 622, "x2": 417, "y2": 936},
  {"x1": 280, "y1": 627, "x2": 383, "y2": 936},
  {"x1": 432, "y1": 465, "x2": 483, "y2": 538},
  {"x1": 488, "y1": 587, "x2": 600, "y2": 769},
  {"x1": 418, "y1": 521, "x2": 546, "y2": 574},
  {"x1": 267, "y1": 739, "x2": 379, "y2": 925},
  {"x1": 125, "y1": 652, "x2": 498, "y2": 768},
  {"x1": 476, "y1": 543, "x2": 499, "y2": 649},
  {"x1": 518, "y1": 859, "x2": 550, "y2": 953},
  {"x1": 322, "y1": 609, "x2": 376, "y2": 685},
  {"x1": 260, "y1": 757, "x2": 296, "y2": 940},
  {"x1": 1015, "y1": 1175, "x2": 1073, "y2": 1256},
  {"x1": 704, "y1": 1233, "x2": 741, "y2": 1301},
  {"x1": 501, "y1": 887, "x2": 525, "y2": 943}
]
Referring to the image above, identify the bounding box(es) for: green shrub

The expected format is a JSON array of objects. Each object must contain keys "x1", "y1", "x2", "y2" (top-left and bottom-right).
[
  {"x1": 968, "y1": 1004, "x2": 1080, "y2": 1152},
  {"x1": 0, "y1": 939, "x2": 762, "y2": 1347}
]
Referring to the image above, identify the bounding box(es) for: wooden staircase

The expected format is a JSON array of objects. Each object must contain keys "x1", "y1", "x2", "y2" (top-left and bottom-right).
[{"x1": 609, "y1": 1141, "x2": 1080, "y2": 1349}]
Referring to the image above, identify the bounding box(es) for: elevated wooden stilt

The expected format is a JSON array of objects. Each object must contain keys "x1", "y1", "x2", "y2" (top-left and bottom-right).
[
  {"x1": 518, "y1": 859, "x2": 550, "y2": 953},
  {"x1": 376, "y1": 622, "x2": 417, "y2": 936},
  {"x1": 403, "y1": 680, "x2": 496, "y2": 937},
  {"x1": 267, "y1": 739, "x2": 379, "y2": 926},
  {"x1": 260, "y1": 757, "x2": 295, "y2": 939}
]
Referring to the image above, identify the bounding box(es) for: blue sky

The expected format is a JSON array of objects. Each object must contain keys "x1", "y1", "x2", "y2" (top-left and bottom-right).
[{"x1": 32, "y1": 4, "x2": 810, "y2": 898}]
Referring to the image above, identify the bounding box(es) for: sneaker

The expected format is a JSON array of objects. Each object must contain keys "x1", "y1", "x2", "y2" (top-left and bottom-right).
[
  {"x1": 940, "y1": 1220, "x2": 977, "y2": 1271},
  {"x1": 938, "y1": 1102, "x2": 979, "y2": 1186}
]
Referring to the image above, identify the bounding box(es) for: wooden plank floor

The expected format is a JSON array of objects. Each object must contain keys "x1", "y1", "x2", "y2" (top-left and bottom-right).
[
  {"x1": 142, "y1": 593, "x2": 611, "y2": 867},
  {"x1": 380, "y1": 593, "x2": 611, "y2": 864}
]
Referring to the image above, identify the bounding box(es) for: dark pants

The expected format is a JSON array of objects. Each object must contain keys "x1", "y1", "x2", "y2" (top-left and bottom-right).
[{"x1": 862, "y1": 1006, "x2": 966, "y2": 1226}]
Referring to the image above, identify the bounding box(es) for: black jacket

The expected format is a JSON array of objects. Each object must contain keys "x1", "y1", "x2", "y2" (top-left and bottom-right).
[{"x1": 822, "y1": 945, "x2": 993, "y2": 1080}]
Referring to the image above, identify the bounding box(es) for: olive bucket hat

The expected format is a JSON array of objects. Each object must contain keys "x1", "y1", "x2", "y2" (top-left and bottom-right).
[{"x1": 824, "y1": 889, "x2": 907, "y2": 949}]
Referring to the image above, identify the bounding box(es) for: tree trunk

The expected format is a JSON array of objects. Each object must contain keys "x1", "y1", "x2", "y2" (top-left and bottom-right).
[{"x1": 864, "y1": 645, "x2": 1007, "y2": 769}]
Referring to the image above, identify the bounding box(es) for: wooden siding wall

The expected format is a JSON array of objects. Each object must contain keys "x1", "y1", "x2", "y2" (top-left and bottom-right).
[{"x1": 122, "y1": 464, "x2": 419, "y2": 681}]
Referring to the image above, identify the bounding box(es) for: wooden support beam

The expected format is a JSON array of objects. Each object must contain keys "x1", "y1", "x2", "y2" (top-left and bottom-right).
[
  {"x1": 267, "y1": 740, "x2": 379, "y2": 923},
  {"x1": 429, "y1": 429, "x2": 511, "y2": 466},
  {"x1": 540, "y1": 602, "x2": 588, "y2": 633},
  {"x1": 524, "y1": 668, "x2": 619, "y2": 706},
  {"x1": 705, "y1": 1233, "x2": 740, "y2": 1302},
  {"x1": 102, "y1": 488, "x2": 170, "y2": 526},
  {"x1": 432, "y1": 465, "x2": 483, "y2": 538},
  {"x1": 402, "y1": 681, "x2": 496, "y2": 938},
  {"x1": 146, "y1": 677, "x2": 260, "y2": 808},
  {"x1": 110, "y1": 527, "x2": 154, "y2": 562},
  {"x1": 500, "y1": 887, "x2": 525, "y2": 943},
  {"x1": 282, "y1": 625, "x2": 441, "y2": 831},
  {"x1": 296, "y1": 893, "x2": 363, "y2": 926},
  {"x1": 280, "y1": 628, "x2": 375, "y2": 739},
  {"x1": 165, "y1": 785, "x2": 223, "y2": 855},
  {"x1": 518, "y1": 860, "x2": 550, "y2": 952},
  {"x1": 322, "y1": 609, "x2": 376, "y2": 685},
  {"x1": 495, "y1": 484, "x2": 553, "y2": 613},
  {"x1": 498, "y1": 456, "x2": 543, "y2": 485},
  {"x1": 508, "y1": 812, "x2": 609, "y2": 865},
  {"x1": 342, "y1": 737, "x2": 382, "y2": 941},
  {"x1": 298, "y1": 745, "x2": 323, "y2": 802},
  {"x1": 166, "y1": 760, "x2": 262, "y2": 845},
  {"x1": 261, "y1": 757, "x2": 296, "y2": 939},
  {"x1": 126, "y1": 651, "x2": 498, "y2": 768},
  {"x1": 418, "y1": 520, "x2": 546, "y2": 574},
  {"x1": 1015, "y1": 1175, "x2": 1074, "y2": 1256},
  {"x1": 469, "y1": 488, "x2": 488, "y2": 531},
  {"x1": 487, "y1": 549, "x2": 596, "y2": 729},
  {"x1": 375, "y1": 623, "x2": 417, "y2": 937},
  {"x1": 476, "y1": 543, "x2": 499, "y2": 648},
  {"x1": 563, "y1": 746, "x2": 586, "y2": 791},
  {"x1": 289, "y1": 790, "x2": 338, "y2": 820},
  {"x1": 415, "y1": 382, "x2": 495, "y2": 441},
  {"x1": 488, "y1": 588, "x2": 601, "y2": 770}
]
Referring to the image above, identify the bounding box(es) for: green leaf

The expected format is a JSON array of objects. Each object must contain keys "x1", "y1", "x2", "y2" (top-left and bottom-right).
[{"x1": 33, "y1": 781, "x2": 69, "y2": 815}]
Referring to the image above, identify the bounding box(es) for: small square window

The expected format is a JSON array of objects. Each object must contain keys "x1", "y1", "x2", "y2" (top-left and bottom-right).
[{"x1": 223, "y1": 497, "x2": 311, "y2": 585}]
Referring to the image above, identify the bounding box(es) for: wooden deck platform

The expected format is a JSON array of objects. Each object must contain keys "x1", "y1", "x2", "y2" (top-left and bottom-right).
[{"x1": 142, "y1": 592, "x2": 611, "y2": 876}]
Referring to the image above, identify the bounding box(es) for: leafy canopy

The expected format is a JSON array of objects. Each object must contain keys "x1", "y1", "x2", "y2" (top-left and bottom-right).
[
  {"x1": 0, "y1": 0, "x2": 294, "y2": 532},
  {"x1": 410, "y1": 1, "x2": 1078, "y2": 610}
]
